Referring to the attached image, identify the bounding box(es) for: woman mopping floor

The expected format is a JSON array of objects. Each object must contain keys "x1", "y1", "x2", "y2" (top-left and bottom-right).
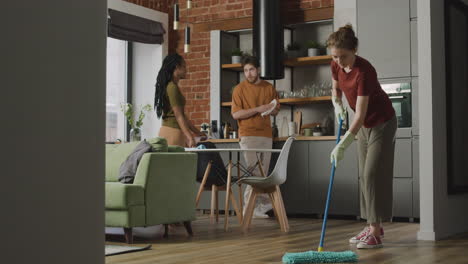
[
  {"x1": 328, "y1": 24, "x2": 397, "y2": 250},
  {"x1": 283, "y1": 24, "x2": 397, "y2": 263}
]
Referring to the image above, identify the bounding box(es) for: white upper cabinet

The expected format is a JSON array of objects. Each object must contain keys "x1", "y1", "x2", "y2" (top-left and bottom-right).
[
  {"x1": 357, "y1": 0, "x2": 411, "y2": 79},
  {"x1": 410, "y1": 0, "x2": 417, "y2": 19}
]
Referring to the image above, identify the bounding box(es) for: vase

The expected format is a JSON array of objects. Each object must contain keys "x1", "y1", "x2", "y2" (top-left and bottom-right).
[
  {"x1": 232, "y1": 56, "x2": 241, "y2": 64},
  {"x1": 129, "y1": 128, "x2": 141, "y2": 142},
  {"x1": 308, "y1": 48, "x2": 320, "y2": 57}
]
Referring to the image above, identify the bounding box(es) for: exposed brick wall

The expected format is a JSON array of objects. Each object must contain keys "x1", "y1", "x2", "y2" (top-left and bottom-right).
[
  {"x1": 128, "y1": 0, "x2": 334, "y2": 127},
  {"x1": 123, "y1": 0, "x2": 169, "y2": 13}
]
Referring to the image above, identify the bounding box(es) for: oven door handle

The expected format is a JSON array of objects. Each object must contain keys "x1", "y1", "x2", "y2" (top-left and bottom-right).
[{"x1": 389, "y1": 95, "x2": 406, "y2": 99}]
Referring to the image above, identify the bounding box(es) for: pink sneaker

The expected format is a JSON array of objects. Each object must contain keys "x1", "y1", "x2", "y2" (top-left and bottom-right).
[
  {"x1": 357, "y1": 234, "x2": 383, "y2": 249},
  {"x1": 349, "y1": 227, "x2": 370, "y2": 243},
  {"x1": 349, "y1": 226, "x2": 384, "y2": 244}
]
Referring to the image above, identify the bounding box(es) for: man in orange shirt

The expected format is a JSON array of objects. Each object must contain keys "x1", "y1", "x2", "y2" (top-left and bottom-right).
[{"x1": 231, "y1": 56, "x2": 280, "y2": 218}]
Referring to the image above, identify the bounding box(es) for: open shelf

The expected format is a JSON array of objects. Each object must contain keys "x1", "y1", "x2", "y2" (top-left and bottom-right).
[
  {"x1": 221, "y1": 96, "x2": 331, "y2": 107},
  {"x1": 284, "y1": 55, "x2": 332, "y2": 67},
  {"x1": 221, "y1": 55, "x2": 332, "y2": 71},
  {"x1": 221, "y1": 63, "x2": 243, "y2": 71},
  {"x1": 278, "y1": 96, "x2": 332, "y2": 105}
]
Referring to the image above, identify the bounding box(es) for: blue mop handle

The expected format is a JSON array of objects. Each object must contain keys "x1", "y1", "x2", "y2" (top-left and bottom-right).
[{"x1": 318, "y1": 118, "x2": 343, "y2": 252}]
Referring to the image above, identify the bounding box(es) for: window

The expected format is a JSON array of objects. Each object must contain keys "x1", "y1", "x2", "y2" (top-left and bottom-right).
[{"x1": 106, "y1": 37, "x2": 128, "y2": 142}]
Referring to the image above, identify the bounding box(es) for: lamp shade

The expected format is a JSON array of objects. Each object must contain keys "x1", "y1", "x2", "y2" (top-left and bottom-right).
[
  {"x1": 173, "y1": 3, "x2": 179, "y2": 30},
  {"x1": 253, "y1": 0, "x2": 284, "y2": 80}
]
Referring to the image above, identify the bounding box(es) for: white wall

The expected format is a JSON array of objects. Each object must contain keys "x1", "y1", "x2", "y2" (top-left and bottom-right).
[
  {"x1": 417, "y1": 0, "x2": 468, "y2": 241},
  {"x1": 1, "y1": 0, "x2": 106, "y2": 263},
  {"x1": 108, "y1": 0, "x2": 168, "y2": 139}
]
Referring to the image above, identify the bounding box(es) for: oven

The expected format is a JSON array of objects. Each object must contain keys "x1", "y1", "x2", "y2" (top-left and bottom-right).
[{"x1": 381, "y1": 82, "x2": 412, "y2": 128}]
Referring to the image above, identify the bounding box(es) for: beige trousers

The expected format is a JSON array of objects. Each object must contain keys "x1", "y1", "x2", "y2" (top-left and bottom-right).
[
  {"x1": 357, "y1": 116, "x2": 397, "y2": 223},
  {"x1": 159, "y1": 126, "x2": 186, "y2": 147},
  {"x1": 239, "y1": 136, "x2": 273, "y2": 212}
]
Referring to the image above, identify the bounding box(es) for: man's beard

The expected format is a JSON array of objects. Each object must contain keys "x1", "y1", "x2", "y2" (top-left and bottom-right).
[{"x1": 246, "y1": 76, "x2": 258, "y2": 84}]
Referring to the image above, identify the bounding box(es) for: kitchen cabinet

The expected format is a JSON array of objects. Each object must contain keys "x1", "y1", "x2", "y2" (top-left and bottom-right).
[
  {"x1": 410, "y1": 0, "x2": 417, "y2": 19},
  {"x1": 309, "y1": 140, "x2": 359, "y2": 216},
  {"x1": 393, "y1": 178, "x2": 413, "y2": 217},
  {"x1": 357, "y1": 0, "x2": 411, "y2": 79},
  {"x1": 394, "y1": 138, "x2": 413, "y2": 178},
  {"x1": 204, "y1": 138, "x2": 418, "y2": 219},
  {"x1": 279, "y1": 141, "x2": 311, "y2": 214},
  {"x1": 393, "y1": 137, "x2": 416, "y2": 217}
]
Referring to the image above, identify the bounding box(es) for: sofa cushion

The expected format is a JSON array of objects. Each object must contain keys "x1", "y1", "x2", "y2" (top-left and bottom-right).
[
  {"x1": 147, "y1": 137, "x2": 168, "y2": 152},
  {"x1": 106, "y1": 182, "x2": 145, "y2": 210}
]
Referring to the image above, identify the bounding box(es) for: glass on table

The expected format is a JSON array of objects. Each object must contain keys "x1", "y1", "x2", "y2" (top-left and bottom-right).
[{"x1": 278, "y1": 91, "x2": 285, "y2": 99}]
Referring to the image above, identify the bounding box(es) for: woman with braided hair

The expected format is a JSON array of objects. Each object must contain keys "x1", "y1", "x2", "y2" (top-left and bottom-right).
[{"x1": 156, "y1": 53, "x2": 204, "y2": 147}]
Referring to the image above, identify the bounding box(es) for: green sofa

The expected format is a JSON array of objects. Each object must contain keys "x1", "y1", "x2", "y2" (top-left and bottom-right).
[{"x1": 105, "y1": 139, "x2": 197, "y2": 243}]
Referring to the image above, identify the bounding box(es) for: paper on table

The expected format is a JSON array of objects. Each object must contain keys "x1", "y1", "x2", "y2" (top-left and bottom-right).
[{"x1": 261, "y1": 99, "x2": 277, "y2": 117}]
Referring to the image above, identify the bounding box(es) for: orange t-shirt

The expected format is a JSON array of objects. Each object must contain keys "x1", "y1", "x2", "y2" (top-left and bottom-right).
[{"x1": 231, "y1": 80, "x2": 279, "y2": 138}]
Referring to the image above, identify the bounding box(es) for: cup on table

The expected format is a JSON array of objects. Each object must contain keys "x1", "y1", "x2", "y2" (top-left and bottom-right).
[{"x1": 303, "y1": 128, "x2": 313, "y2": 137}]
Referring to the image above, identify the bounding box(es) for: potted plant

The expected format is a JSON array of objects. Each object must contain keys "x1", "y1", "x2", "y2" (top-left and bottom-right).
[
  {"x1": 120, "y1": 103, "x2": 153, "y2": 142},
  {"x1": 231, "y1": 48, "x2": 243, "y2": 64},
  {"x1": 306, "y1": 40, "x2": 322, "y2": 57},
  {"x1": 286, "y1": 42, "x2": 301, "y2": 58}
]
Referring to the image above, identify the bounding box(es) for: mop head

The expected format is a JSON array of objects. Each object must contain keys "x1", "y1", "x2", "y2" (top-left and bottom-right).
[{"x1": 282, "y1": 250, "x2": 358, "y2": 263}]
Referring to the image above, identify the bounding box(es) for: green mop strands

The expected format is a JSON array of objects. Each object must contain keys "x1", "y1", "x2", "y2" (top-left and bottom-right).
[
  {"x1": 282, "y1": 118, "x2": 358, "y2": 263},
  {"x1": 282, "y1": 250, "x2": 358, "y2": 264}
]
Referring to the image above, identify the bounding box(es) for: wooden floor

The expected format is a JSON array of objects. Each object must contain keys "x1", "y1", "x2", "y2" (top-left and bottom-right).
[{"x1": 106, "y1": 214, "x2": 468, "y2": 264}]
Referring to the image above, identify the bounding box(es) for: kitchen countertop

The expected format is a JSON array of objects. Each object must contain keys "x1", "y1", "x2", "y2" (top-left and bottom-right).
[{"x1": 207, "y1": 136, "x2": 338, "y2": 143}]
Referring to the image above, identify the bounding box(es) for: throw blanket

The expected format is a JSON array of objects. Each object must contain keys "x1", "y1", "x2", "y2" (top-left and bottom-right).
[{"x1": 119, "y1": 140, "x2": 152, "y2": 183}]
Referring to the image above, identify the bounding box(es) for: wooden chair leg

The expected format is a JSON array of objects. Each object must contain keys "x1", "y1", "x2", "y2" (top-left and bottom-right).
[
  {"x1": 276, "y1": 186, "x2": 289, "y2": 232},
  {"x1": 242, "y1": 189, "x2": 258, "y2": 232},
  {"x1": 210, "y1": 185, "x2": 216, "y2": 224},
  {"x1": 271, "y1": 190, "x2": 286, "y2": 232},
  {"x1": 238, "y1": 183, "x2": 243, "y2": 223},
  {"x1": 229, "y1": 189, "x2": 243, "y2": 224},
  {"x1": 237, "y1": 159, "x2": 243, "y2": 223},
  {"x1": 124, "y1": 227, "x2": 133, "y2": 244},
  {"x1": 183, "y1": 221, "x2": 193, "y2": 236},
  {"x1": 215, "y1": 186, "x2": 219, "y2": 222},
  {"x1": 268, "y1": 193, "x2": 281, "y2": 226},
  {"x1": 196, "y1": 162, "x2": 212, "y2": 207},
  {"x1": 224, "y1": 161, "x2": 232, "y2": 231}
]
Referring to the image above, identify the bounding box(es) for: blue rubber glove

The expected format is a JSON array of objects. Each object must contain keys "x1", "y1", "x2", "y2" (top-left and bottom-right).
[
  {"x1": 330, "y1": 131, "x2": 355, "y2": 167},
  {"x1": 332, "y1": 95, "x2": 347, "y2": 126}
]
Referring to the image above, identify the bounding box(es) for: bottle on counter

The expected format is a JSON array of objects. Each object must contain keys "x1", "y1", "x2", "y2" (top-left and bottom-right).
[
  {"x1": 220, "y1": 123, "x2": 225, "y2": 139},
  {"x1": 272, "y1": 123, "x2": 278, "y2": 138},
  {"x1": 223, "y1": 122, "x2": 231, "y2": 139},
  {"x1": 280, "y1": 116, "x2": 288, "y2": 137},
  {"x1": 288, "y1": 121, "x2": 296, "y2": 136}
]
